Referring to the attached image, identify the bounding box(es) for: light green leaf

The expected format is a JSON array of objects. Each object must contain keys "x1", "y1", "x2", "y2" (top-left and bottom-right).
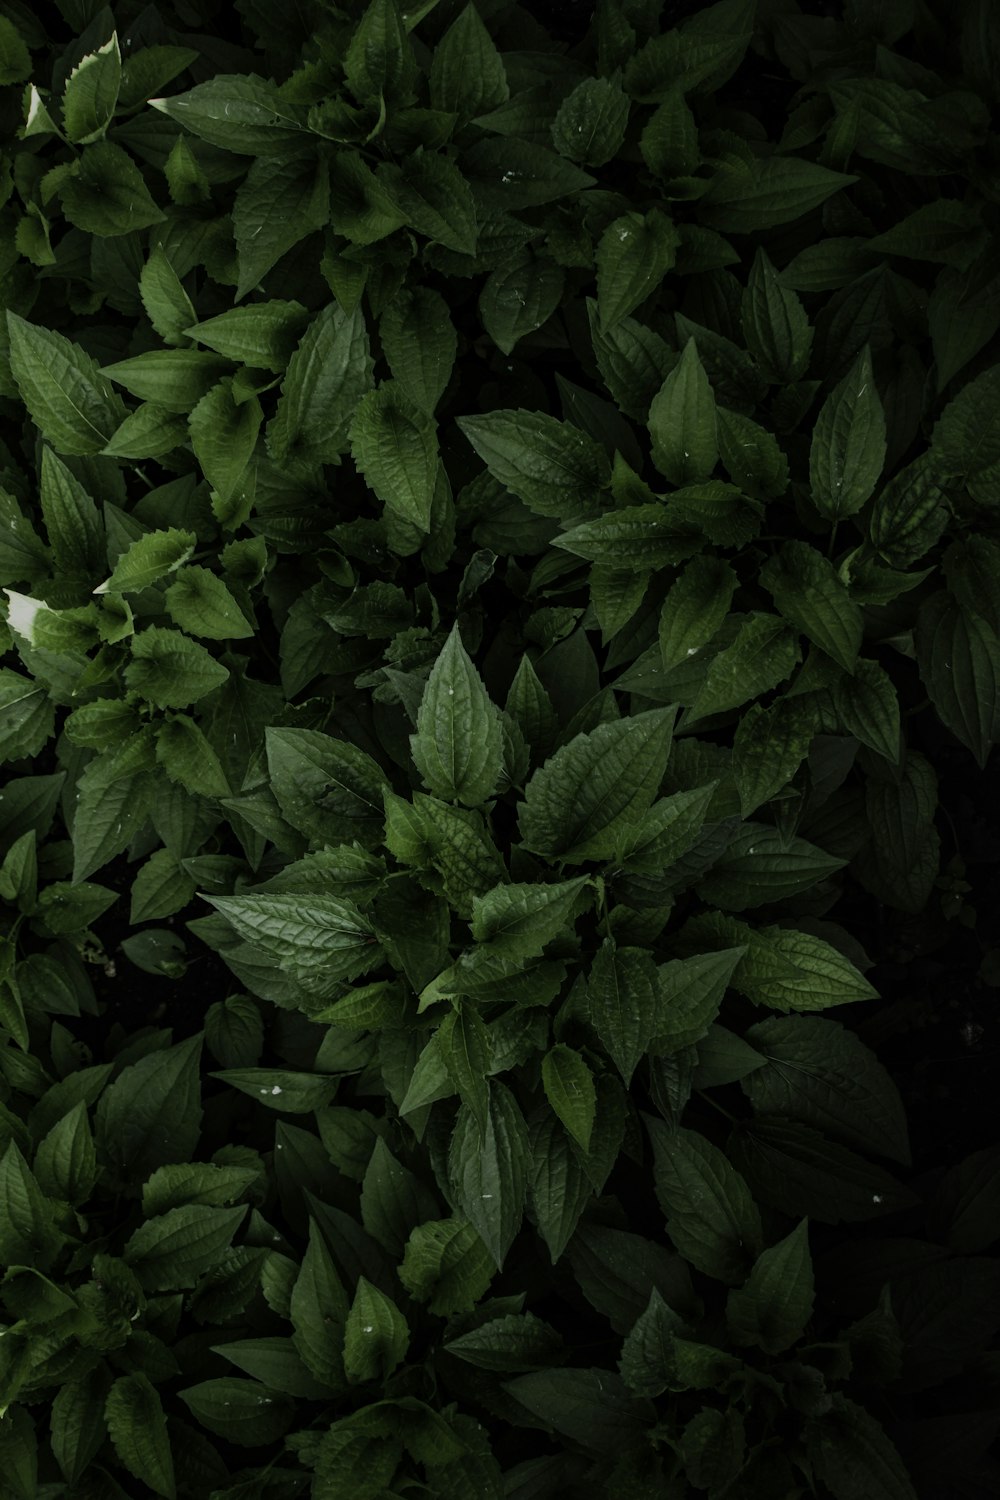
[
  {"x1": 105, "y1": 1374, "x2": 175, "y2": 1499},
  {"x1": 410, "y1": 622, "x2": 503, "y2": 806},
  {"x1": 518, "y1": 707, "x2": 677, "y2": 862},
  {"x1": 470, "y1": 876, "x2": 591, "y2": 960},
  {"x1": 647, "y1": 1118, "x2": 763, "y2": 1285},
  {"x1": 809, "y1": 347, "x2": 886, "y2": 519},
  {"x1": 541, "y1": 1045, "x2": 597, "y2": 1153},
  {"x1": 349, "y1": 382, "x2": 439, "y2": 534},
  {"x1": 125, "y1": 626, "x2": 229, "y2": 708},
  {"x1": 7, "y1": 312, "x2": 128, "y2": 455},
  {"x1": 648, "y1": 337, "x2": 718, "y2": 485},
  {"x1": 456, "y1": 408, "x2": 611, "y2": 525},
  {"x1": 343, "y1": 1276, "x2": 410, "y2": 1384},
  {"x1": 596, "y1": 209, "x2": 680, "y2": 331},
  {"x1": 94, "y1": 527, "x2": 195, "y2": 595},
  {"x1": 63, "y1": 34, "x2": 122, "y2": 144}
]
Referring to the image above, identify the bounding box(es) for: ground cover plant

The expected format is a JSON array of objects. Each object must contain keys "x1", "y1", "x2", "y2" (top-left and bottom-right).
[{"x1": 0, "y1": 0, "x2": 999, "y2": 1494}]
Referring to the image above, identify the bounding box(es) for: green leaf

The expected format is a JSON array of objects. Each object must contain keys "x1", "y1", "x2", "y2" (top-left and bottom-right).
[
  {"x1": 624, "y1": 0, "x2": 755, "y2": 100},
  {"x1": 95, "y1": 527, "x2": 195, "y2": 595},
  {"x1": 587, "y1": 940, "x2": 659, "y2": 1085},
  {"x1": 518, "y1": 707, "x2": 677, "y2": 862},
  {"x1": 290, "y1": 1218, "x2": 349, "y2": 1387},
  {"x1": 596, "y1": 209, "x2": 680, "y2": 330},
  {"x1": 50, "y1": 1372, "x2": 111, "y2": 1486},
  {"x1": 104, "y1": 1374, "x2": 175, "y2": 1499},
  {"x1": 726, "y1": 1219, "x2": 815, "y2": 1355},
  {"x1": 177, "y1": 1378, "x2": 294, "y2": 1446},
  {"x1": 646, "y1": 1118, "x2": 763, "y2": 1284},
  {"x1": 234, "y1": 152, "x2": 329, "y2": 301},
  {"x1": 267, "y1": 301, "x2": 373, "y2": 470},
  {"x1": 702, "y1": 157, "x2": 857, "y2": 233},
  {"x1": 207, "y1": 892, "x2": 380, "y2": 992},
  {"x1": 555, "y1": 504, "x2": 701, "y2": 571},
  {"x1": 618, "y1": 1287, "x2": 688, "y2": 1398},
  {"x1": 470, "y1": 876, "x2": 591, "y2": 960},
  {"x1": 448, "y1": 1081, "x2": 530, "y2": 1269},
  {"x1": 729, "y1": 1117, "x2": 919, "y2": 1225},
  {"x1": 931, "y1": 363, "x2": 1000, "y2": 477},
  {"x1": 438, "y1": 1005, "x2": 492, "y2": 1142},
  {"x1": 541, "y1": 1045, "x2": 597, "y2": 1153},
  {"x1": 399, "y1": 1217, "x2": 496, "y2": 1316},
  {"x1": 741, "y1": 248, "x2": 813, "y2": 383},
  {"x1": 124, "y1": 1202, "x2": 245, "y2": 1291},
  {"x1": 125, "y1": 626, "x2": 229, "y2": 708},
  {"x1": 687, "y1": 613, "x2": 800, "y2": 723},
  {"x1": 648, "y1": 337, "x2": 718, "y2": 485},
  {"x1": 95, "y1": 1034, "x2": 202, "y2": 1187},
  {"x1": 806, "y1": 1395, "x2": 918, "y2": 1500},
  {"x1": 349, "y1": 383, "x2": 440, "y2": 534},
  {"x1": 61, "y1": 141, "x2": 166, "y2": 236},
  {"x1": 869, "y1": 453, "x2": 949, "y2": 568},
  {"x1": 717, "y1": 407, "x2": 790, "y2": 499},
  {"x1": 185, "y1": 300, "x2": 309, "y2": 371},
  {"x1": 189, "y1": 380, "x2": 262, "y2": 505},
  {"x1": 164, "y1": 565, "x2": 253, "y2": 640},
  {"x1": 138, "y1": 246, "x2": 194, "y2": 345},
  {"x1": 101, "y1": 402, "x2": 189, "y2": 459},
  {"x1": 479, "y1": 252, "x2": 566, "y2": 358},
  {"x1": 343, "y1": 1276, "x2": 410, "y2": 1384},
  {"x1": 72, "y1": 731, "x2": 155, "y2": 882},
  {"x1": 697, "y1": 825, "x2": 846, "y2": 911},
  {"x1": 62, "y1": 34, "x2": 122, "y2": 143},
  {"x1": 360, "y1": 1137, "x2": 440, "y2": 1259},
  {"x1": 445, "y1": 1311, "x2": 562, "y2": 1373},
  {"x1": 382, "y1": 151, "x2": 477, "y2": 255},
  {"x1": 267, "y1": 726, "x2": 388, "y2": 849},
  {"x1": 552, "y1": 73, "x2": 629, "y2": 166},
  {"x1": 915, "y1": 590, "x2": 1000, "y2": 769},
  {"x1": 379, "y1": 286, "x2": 456, "y2": 414},
  {"x1": 809, "y1": 347, "x2": 887, "y2": 519},
  {"x1": 743, "y1": 1014, "x2": 910, "y2": 1165},
  {"x1": 33, "y1": 1100, "x2": 97, "y2": 1207},
  {"x1": 659, "y1": 554, "x2": 738, "y2": 668},
  {"x1": 456, "y1": 409, "x2": 611, "y2": 525},
  {"x1": 6, "y1": 312, "x2": 128, "y2": 455},
  {"x1": 0, "y1": 668, "x2": 55, "y2": 764},
  {"x1": 100, "y1": 349, "x2": 232, "y2": 412},
  {"x1": 832, "y1": 657, "x2": 901, "y2": 762},
  {"x1": 502, "y1": 1369, "x2": 654, "y2": 1456},
  {"x1": 733, "y1": 696, "x2": 818, "y2": 815},
  {"x1": 155, "y1": 714, "x2": 231, "y2": 798},
  {"x1": 761, "y1": 541, "x2": 863, "y2": 671},
  {"x1": 649, "y1": 948, "x2": 747, "y2": 1055},
  {"x1": 430, "y1": 2, "x2": 508, "y2": 120},
  {"x1": 39, "y1": 446, "x2": 104, "y2": 580},
  {"x1": 0, "y1": 16, "x2": 30, "y2": 86},
  {"x1": 0, "y1": 1140, "x2": 62, "y2": 1270},
  {"x1": 117, "y1": 45, "x2": 199, "y2": 112},
  {"x1": 343, "y1": 0, "x2": 416, "y2": 105},
  {"x1": 409, "y1": 622, "x2": 503, "y2": 806},
  {"x1": 149, "y1": 75, "x2": 310, "y2": 154},
  {"x1": 209, "y1": 1067, "x2": 338, "y2": 1113}
]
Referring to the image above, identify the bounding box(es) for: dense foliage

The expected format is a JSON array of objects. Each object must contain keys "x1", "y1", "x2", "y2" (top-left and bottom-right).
[{"x1": 1, "y1": 0, "x2": 999, "y2": 1495}]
